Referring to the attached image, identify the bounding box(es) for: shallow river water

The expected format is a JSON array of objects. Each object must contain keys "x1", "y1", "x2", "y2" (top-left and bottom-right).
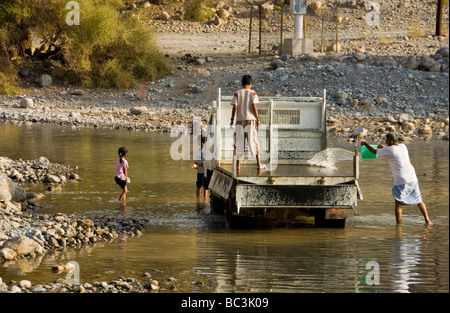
[{"x1": 0, "y1": 122, "x2": 448, "y2": 293}]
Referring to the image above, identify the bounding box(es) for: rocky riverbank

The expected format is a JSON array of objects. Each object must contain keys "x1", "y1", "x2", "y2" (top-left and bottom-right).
[
  {"x1": 1, "y1": 42, "x2": 448, "y2": 143},
  {"x1": 1, "y1": 0, "x2": 448, "y2": 141},
  {"x1": 0, "y1": 270, "x2": 203, "y2": 293},
  {"x1": 0, "y1": 155, "x2": 148, "y2": 255},
  {"x1": 0, "y1": 158, "x2": 150, "y2": 293}
]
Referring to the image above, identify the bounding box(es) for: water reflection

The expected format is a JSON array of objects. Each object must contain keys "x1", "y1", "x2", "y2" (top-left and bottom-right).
[{"x1": 0, "y1": 123, "x2": 448, "y2": 293}]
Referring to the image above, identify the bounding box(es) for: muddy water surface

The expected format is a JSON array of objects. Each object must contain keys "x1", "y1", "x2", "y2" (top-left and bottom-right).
[{"x1": 0, "y1": 123, "x2": 448, "y2": 293}]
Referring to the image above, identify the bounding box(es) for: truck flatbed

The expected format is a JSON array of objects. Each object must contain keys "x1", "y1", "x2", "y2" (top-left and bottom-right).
[{"x1": 217, "y1": 163, "x2": 354, "y2": 185}]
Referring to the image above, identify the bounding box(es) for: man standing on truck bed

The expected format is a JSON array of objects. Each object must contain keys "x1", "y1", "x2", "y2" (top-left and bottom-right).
[
  {"x1": 230, "y1": 75, "x2": 265, "y2": 172},
  {"x1": 361, "y1": 133, "x2": 432, "y2": 225}
]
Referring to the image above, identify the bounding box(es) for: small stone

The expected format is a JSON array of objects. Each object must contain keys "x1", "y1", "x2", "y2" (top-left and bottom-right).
[
  {"x1": 33, "y1": 156, "x2": 50, "y2": 169},
  {"x1": 69, "y1": 173, "x2": 79, "y2": 180},
  {"x1": 10, "y1": 285, "x2": 22, "y2": 293},
  {"x1": 72, "y1": 89, "x2": 85, "y2": 96},
  {"x1": 52, "y1": 265, "x2": 65, "y2": 273},
  {"x1": 38, "y1": 74, "x2": 53, "y2": 87},
  {"x1": 418, "y1": 126, "x2": 433, "y2": 135},
  {"x1": 20, "y1": 98, "x2": 34, "y2": 109},
  {"x1": 31, "y1": 286, "x2": 46, "y2": 293},
  {"x1": 195, "y1": 58, "x2": 206, "y2": 65},
  {"x1": 160, "y1": 11, "x2": 170, "y2": 21},
  {"x1": 269, "y1": 59, "x2": 284, "y2": 70},
  {"x1": 191, "y1": 86, "x2": 203, "y2": 94},
  {"x1": 130, "y1": 106, "x2": 147, "y2": 115},
  {"x1": 361, "y1": 98, "x2": 373, "y2": 108},
  {"x1": 308, "y1": 1, "x2": 322, "y2": 11},
  {"x1": 399, "y1": 114, "x2": 413, "y2": 123},
  {"x1": 376, "y1": 97, "x2": 388, "y2": 105},
  {"x1": 420, "y1": 56, "x2": 437, "y2": 71},
  {"x1": 354, "y1": 52, "x2": 366, "y2": 62},
  {"x1": 45, "y1": 175, "x2": 61, "y2": 184},
  {"x1": 351, "y1": 128, "x2": 368, "y2": 138},
  {"x1": 19, "y1": 280, "x2": 32, "y2": 289},
  {"x1": 335, "y1": 91, "x2": 348, "y2": 99}
]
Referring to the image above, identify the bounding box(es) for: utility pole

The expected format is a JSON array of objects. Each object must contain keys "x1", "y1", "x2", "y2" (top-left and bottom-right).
[
  {"x1": 436, "y1": 0, "x2": 443, "y2": 36},
  {"x1": 335, "y1": 2, "x2": 339, "y2": 53}
]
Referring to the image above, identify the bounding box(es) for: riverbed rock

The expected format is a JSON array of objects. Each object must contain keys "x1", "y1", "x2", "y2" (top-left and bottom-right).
[
  {"x1": 353, "y1": 52, "x2": 367, "y2": 62},
  {"x1": 351, "y1": 128, "x2": 368, "y2": 138},
  {"x1": 420, "y1": 56, "x2": 437, "y2": 71},
  {"x1": 9, "y1": 285, "x2": 21, "y2": 293},
  {"x1": 19, "y1": 98, "x2": 34, "y2": 109},
  {"x1": 269, "y1": 59, "x2": 284, "y2": 70},
  {"x1": 33, "y1": 156, "x2": 50, "y2": 169},
  {"x1": 38, "y1": 74, "x2": 53, "y2": 87},
  {"x1": 217, "y1": 7, "x2": 230, "y2": 20},
  {"x1": 0, "y1": 247, "x2": 17, "y2": 260},
  {"x1": 308, "y1": 1, "x2": 322, "y2": 11},
  {"x1": 399, "y1": 113, "x2": 413, "y2": 123},
  {"x1": 418, "y1": 125, "x2": 433, "y2": 135},
  {"x1": 436, "y1": 47, "x2": 449, "y2": 58},
  {"x1": 402, "y1": 122, "x2": 416, "y2": 133},
  {"x1": 44, "y1": 174, "x2": 61, "y2": 184},
  {"x1": 1, "y1": 236, "x2": 45, "y2": 257},
  {"x1": 72, "y1": 89, "x2": 85, "y2": 96},
  {"x1": 0, "y1": 175, "x2": 15, "y2": 202},
  {"x1": 18, "y1": 280, "x2": 32, "y2": 289},
  {"x1": 130, "y1": 106, "x2": 147, "y2": 115},
  {"x1": 11, "y1": 187, "x2": 26, "y2": 202}
]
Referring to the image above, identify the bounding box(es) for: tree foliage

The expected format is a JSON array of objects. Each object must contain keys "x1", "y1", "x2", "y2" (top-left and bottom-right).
[{"x1": 0, "y1": 0, "x2": 173, "y2": 93}]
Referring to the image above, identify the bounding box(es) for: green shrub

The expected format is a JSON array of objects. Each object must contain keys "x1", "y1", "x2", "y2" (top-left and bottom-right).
[
  {"x1": 0, "y1": 55, "x2": 21, "y2": 96},
  {"x1": 184, "y1": 0, "x2": 216, "y2": 22},
  {"x1": 0, "y1": 0, "x2": 173, "y2": 93}
]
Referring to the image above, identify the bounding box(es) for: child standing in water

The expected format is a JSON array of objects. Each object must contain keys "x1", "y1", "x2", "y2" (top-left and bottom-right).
[
  {"x1": 194, "y1": 134, "x2": 209, "y2": 205},
  {"x1": 115, "y1": 147, "x2": 129, "y2": 201}
]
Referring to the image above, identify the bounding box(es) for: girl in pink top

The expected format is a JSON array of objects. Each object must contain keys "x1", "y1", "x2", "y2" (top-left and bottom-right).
[{"x1": 115, "y1": 147, "x2": 129, "y2": 201}]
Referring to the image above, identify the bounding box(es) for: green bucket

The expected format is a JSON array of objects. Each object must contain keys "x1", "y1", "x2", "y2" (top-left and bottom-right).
[{"x1": 361, "y1": 145, "x2": 378, "y2": 160}]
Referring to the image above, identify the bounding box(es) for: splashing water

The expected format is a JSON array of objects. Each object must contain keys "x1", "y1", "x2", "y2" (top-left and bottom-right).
[{"x1": 307, "y1": 148, "x2": 355, "y2": 169}]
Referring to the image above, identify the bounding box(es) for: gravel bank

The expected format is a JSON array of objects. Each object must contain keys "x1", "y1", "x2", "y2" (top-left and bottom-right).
[
  {"x1": 1, "y1": 40, "x2": 448, "y2": 143},
  {"x1": 0, "y1": 0, "x2": 448, "y2": 293}
]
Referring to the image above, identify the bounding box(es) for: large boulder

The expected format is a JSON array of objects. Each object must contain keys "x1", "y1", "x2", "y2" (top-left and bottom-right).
[
  {"x1": 0, "y1": 175, "x2": 15, "y2": 202},
  {"x1": 1, "y1": 236, "x2": 45, "y2": 257},
  {"x1": 0, "y1": 247, "x2": 17, "y2": 260}
]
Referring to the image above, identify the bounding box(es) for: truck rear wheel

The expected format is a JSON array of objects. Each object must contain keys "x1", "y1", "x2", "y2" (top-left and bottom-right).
[
  {"x1": 225, "y1": 197, "x2": 236, "y2": 228},
  {"x1": 210, "y1": 194, "x2": 225, "y2": 215}
]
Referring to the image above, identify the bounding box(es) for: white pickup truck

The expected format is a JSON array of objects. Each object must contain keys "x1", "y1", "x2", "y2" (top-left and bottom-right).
[{"x1": 205, "y1": 89, "x2": 362, "y2": 228}]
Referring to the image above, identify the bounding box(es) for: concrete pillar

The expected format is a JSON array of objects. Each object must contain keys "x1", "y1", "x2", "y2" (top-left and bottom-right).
[{"x1": 294, "y1": 14, "x2": 303, "y2": 39}]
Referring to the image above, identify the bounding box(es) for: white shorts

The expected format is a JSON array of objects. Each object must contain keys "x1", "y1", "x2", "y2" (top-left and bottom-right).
[{"x1": 235, "y1": 120, "x2": 259, "y2": 159}]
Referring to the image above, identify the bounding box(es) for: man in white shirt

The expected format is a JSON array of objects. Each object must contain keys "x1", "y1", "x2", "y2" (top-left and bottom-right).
[{"x1": 361, "y1": 133, "x2": 432, "y2": 225}]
